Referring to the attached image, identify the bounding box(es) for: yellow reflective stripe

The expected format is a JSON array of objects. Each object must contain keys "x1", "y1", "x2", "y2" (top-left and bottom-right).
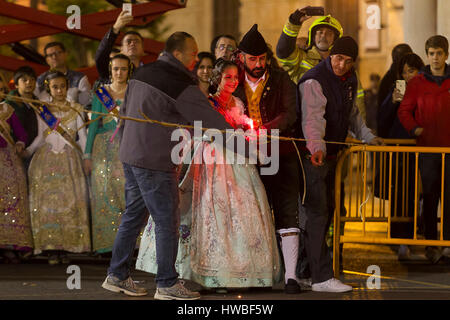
[
  {"x1": 283, "y1": 24, "x2": 299, "y2": 37},
  {"x1": 357, "y1": 89, "x2": 365, "y2": 98},
  {"x1": 278, "y1": 50, "x2": 300, "y2": 65},
  {"x1": 300, "y1": 60, "x2": 314, "y2": 70}
]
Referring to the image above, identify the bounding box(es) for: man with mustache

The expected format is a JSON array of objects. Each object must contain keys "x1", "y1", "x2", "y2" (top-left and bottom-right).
[{"x1": 233, "y1": 24, "x2": 302, "y2": 294}]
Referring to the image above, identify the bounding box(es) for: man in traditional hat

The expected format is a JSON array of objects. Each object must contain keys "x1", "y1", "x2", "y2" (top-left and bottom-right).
[
  {"x1": 233, "y1": 24, "x2": 302, "y2": 294},
  {"x1": 298, "y1": 36, "x2": 383, "y2": 292}
]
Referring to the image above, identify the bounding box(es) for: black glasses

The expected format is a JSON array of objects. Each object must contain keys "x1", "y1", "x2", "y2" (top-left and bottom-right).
[{"x1": 217, "y1": 44, "x2": 235, "y2": 52}]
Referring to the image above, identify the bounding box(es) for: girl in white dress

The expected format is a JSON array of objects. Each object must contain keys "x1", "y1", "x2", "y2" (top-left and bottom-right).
[{"x1": 26, "y1": 71, "x2": 90, "y2": 264}]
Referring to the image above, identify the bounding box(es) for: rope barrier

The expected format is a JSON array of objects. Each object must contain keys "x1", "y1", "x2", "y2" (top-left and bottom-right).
[{"x1": 0, "y1": 92, "x2": 368, "y2": 147}]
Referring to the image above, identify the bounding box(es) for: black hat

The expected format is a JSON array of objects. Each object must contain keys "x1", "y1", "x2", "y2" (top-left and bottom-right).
[
  {"x1": 330, "y1": 36, "x2": 359, "y2": 61},
  {"x1": 238, "y1": 24, "x2": 268, "y2": 56}
]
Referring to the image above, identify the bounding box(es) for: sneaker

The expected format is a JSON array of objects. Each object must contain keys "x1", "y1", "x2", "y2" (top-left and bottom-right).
[
  {"x1": 154, "y1": 280, "x2": 201, "y2": 300},
  {"x1": 297, "y1": 277, "x2": 312, "y2": 290},
  {"x1": 442, "y1": 247, "x2": 450, "y2": 258},
  {"x1": 102, "y1": 275, "x2": 148, "y2": 296},
  {"x1": 425, "y1": 246, "x2": 442, "y2": 264},
  {"x1": 398, "y1": 245, "x2": 411, "y2": 261},
  {"x1": 284, "y1": 278, "x2": 301, "y2": 294},
  {"x1": 311, "y1": 278, "x2": 353, "y2": 293}
]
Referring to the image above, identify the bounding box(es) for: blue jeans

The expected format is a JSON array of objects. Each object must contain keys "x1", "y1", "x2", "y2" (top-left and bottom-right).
[{"x1": 108, "y1": 163, "x2": 180, "y2": 288}]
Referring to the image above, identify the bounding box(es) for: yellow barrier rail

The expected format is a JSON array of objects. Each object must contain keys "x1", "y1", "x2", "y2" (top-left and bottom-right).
[{"x1": 333, "y1": 140, "x2": 450, "y2": 277}]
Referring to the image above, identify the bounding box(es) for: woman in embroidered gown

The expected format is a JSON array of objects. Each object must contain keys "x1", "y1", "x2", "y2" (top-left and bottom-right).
[
  {"x1": 83, "y1": 54, "x2": 131, "y2": 254},
  {"x1": 0, "y1": 102, "x2": 33, "y2": 263},
  {"x1": 137, "y1": 59, "x2": 281, "y2": 289},
  {"x1": 26, "y1": 71, "x2": 90, "y2": 264}
]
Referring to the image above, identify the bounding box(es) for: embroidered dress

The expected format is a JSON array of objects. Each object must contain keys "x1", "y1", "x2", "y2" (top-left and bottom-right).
[
  {"x1": 85, "y1": 93, "x2": 125, "y2": 253},
  {"x1": 0, "y1": 103, "x2": 33, "y2": 251},
  {"x1": 136, "y1": 96, "x2": 282, "y2": 288},
  {"x1": 27, "y1": 100, "x2": 91, "y2": 254}
]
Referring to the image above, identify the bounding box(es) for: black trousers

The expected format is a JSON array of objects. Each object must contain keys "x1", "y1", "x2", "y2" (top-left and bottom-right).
[
  {"x1": 419, "y1": 153, "x2": 450, "y2": 241},
  {"x1": 300, "y1": 157, "x2": 337, "y2": 284},
  {"x1": 259, "y1": 152, "x2": 301, "y2": 230}
]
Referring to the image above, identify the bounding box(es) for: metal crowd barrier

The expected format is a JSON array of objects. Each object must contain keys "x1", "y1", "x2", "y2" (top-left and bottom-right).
[{"x1": 333, "y1": 139, "x2": 450, "y2": 277}]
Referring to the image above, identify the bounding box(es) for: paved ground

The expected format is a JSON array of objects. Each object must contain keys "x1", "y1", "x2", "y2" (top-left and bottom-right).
[
  {"x1": 1, "y1": 242, "x2": 449, "y2": 301},
  {"x1": 1, "y1": 242, "x2": 449, "y2": 319}
]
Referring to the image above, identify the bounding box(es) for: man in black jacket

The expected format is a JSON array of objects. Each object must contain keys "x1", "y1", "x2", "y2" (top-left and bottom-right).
[
  {"x1": 95, "y1": 10, "x2": 145, "y2": 86},
  {"x1": 102, "y1": 31, "x2": 234, "y2": 300},
  {"x1": 298, "y1": 36, "x2": 382, "y2": 292},
  {"x1": 233, "y1": 24, "x2": 302, "y2": 294}
]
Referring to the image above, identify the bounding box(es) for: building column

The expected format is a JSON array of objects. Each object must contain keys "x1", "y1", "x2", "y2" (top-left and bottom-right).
[
  {"x1": 437, "y1": 0, "x2": 450, "y2": 63},
  {"x1": 403, "y1": 0, "x2": 437, "y2": 61}
]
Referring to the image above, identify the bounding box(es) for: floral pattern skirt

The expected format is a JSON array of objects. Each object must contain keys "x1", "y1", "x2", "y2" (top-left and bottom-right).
[
  {"x1": 0, "y1": 145, "x2": 33, "y2": 251},
  {"x1": 28, "y1": 144, "x2": 91, "y2": 254},
  {"x1": 90, "y1": 131, "x2": 125, "y2": 253},
  {"x1": 136, "y1": 141, "x2": 282, "y2": 288}
]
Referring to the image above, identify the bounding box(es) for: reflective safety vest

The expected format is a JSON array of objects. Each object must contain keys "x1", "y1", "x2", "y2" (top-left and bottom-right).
[{"x1": 277, "y1": 19, "x2": 367, "y2": 120}]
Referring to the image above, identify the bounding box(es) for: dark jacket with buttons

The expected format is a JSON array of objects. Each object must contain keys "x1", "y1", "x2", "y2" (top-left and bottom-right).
[{"x1": 233, "y1": 66, "x2": 298, "y2": 155}]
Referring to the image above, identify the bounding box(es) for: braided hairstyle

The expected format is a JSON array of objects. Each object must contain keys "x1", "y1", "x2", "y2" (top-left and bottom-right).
[{"x1": 208, "y1": 58, "x2": 238, "y2": 95}]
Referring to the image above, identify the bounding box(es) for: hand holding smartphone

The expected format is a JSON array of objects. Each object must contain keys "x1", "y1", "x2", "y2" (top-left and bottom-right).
[
  {"x1": 122, "y1": 3, "x2": 132, "y2": 17},
  {"x1": 396, "y1": 80, "x2": 406, "y2": 95}
]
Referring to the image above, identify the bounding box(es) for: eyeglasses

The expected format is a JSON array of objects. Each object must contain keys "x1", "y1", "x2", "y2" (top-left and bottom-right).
[
  {"x1": 45, "y1": 51, "x2": 64, "y2": 58},
  {"x1": 217, "y1": 44, "x2": 235, "y2": 52}
]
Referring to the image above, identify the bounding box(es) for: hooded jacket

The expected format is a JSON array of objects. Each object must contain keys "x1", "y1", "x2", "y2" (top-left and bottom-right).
[
  {"x1": 398, "y1": 64, "x2": 450, "y2": 147},
  {"x1": 118, "y1": 51, "x2": 233, "y2": 172}
]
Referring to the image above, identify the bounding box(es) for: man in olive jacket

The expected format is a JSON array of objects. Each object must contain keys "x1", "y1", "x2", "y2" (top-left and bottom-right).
[{"x1": 102, "y1": 32, "x2": 233, "y2": 300}]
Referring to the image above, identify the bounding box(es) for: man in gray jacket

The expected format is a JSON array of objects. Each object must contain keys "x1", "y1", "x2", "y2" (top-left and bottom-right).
[
  {"x1": 102, "y1": 31, "x2": 234, "y2": 300},
  {"x1": 298, "y1": 36, "x2": 382, "y2": 292}
]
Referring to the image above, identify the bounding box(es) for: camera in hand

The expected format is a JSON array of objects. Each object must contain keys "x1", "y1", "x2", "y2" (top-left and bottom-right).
[{"x1": 305, "y1": 6, "x2": 325, "y2": 16}]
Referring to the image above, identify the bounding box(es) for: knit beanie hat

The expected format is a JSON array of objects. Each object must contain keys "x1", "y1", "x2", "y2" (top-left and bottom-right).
[
  {"x1": 238, "y1": 24, "x2": 268, "y2": 56},
  {"x1": 330, "y1": 36, "x2": 359, "y2": 61}
]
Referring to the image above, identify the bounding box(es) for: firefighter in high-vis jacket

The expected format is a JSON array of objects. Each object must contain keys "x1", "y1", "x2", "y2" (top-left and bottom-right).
[
  {"x1": 276, "y1": 7, "x2": 369, "y2": 288},
  {"x1": 276, "y1": 8, "x2": 367, "y2": 120}
]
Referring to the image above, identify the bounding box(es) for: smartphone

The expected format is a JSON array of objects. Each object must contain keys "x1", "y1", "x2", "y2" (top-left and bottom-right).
[
  {"x1": 396, "y1": 80, "x2": 406, "y2": 95},
  {"x1": 122, "y1": 3, "x2": 132, "y2": 16},
  {"x1": 305, "y1": 6, "x2": 325, "y2": 16}
]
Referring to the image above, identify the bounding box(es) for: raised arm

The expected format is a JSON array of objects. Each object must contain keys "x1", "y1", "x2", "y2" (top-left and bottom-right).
[{"x1": 95, "y1": 11, "x2": 134, "y2": 81}]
